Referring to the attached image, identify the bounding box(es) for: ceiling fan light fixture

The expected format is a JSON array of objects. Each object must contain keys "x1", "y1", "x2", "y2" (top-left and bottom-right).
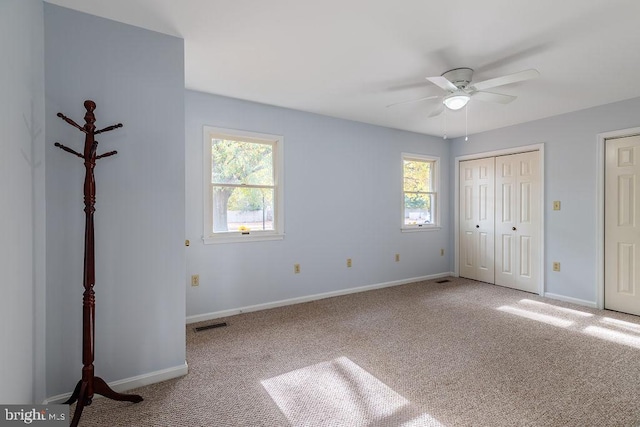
[{"x1": 443, "y1": 92, "x2": 470, "y2": 110}]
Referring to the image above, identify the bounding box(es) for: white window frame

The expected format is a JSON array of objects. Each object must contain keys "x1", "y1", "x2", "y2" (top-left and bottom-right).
[
  {"x1": 401, "y1": 153, "x2": 440, "y2": 232},
  {"x1": 203, "y1": 126, "x2": 284, "y2": 244}
]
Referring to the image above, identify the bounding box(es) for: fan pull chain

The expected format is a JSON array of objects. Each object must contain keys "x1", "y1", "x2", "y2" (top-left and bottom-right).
[
  {"x1": 465, "y1": 103, "x2": 469, "y2": 142},
  {"x1": 443, "y1": 107, "x2": 448, "y2": 140}
]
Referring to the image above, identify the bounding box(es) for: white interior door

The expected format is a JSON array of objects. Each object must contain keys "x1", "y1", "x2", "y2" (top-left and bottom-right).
[
  {"x1": 459, "y1": 157, "x2": 495, "y2": 283},
  {"x1": 495, "y1": 151, "x2": 540, "y2": 293},
  {"x1": 605, "y1": 135, "x2": 640, "y2": 315}
]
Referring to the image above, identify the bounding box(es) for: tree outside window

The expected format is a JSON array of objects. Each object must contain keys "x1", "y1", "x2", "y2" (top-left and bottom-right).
[
  {"x1": 211, "y1": 138, "x2": 274, "y2": 232},
  {"x1": 204, "y1": 127, "x2": 284, "y2": 244},
  {"x1": 403, "y1": 154, "x2": 438, "y2": 228}
]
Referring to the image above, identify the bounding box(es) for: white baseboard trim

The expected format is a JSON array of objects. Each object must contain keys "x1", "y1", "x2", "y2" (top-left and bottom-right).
[
  {"x1": 43, "y1": 361, "x2": 189, "y2": 404},
  {"x1": 187, "y1": 272, "x2": 454, "y2": 324},
  {"x1": 544, "y1": 292, "x2": 597, "y2": 309}
]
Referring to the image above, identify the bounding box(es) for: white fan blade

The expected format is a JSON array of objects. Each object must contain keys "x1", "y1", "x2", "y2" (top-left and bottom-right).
[
  {"x1": 428, "y1": 103, "x2": 445, "y2": 117},
  {"x1": 426, "y1": 76, "x2": 458, "y2": 92},
  {"x1": 386, "y1": 95, "x2": 439, "y2": 108},
  {"x1": 472, "y1": 91, "x2": 517, "y2": 104},
  {"x1": 471, "y1": 69, "x2": 539, "y2": 92}
]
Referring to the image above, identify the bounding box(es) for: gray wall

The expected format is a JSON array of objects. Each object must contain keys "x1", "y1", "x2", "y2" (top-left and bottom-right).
[
  {"x1": 0, "y1": 0, "x2": 45, "y2": 404},
  {"x1": 450, "y1": 97, "x2": 640, "y2": 304},
  {"x1": 185, "y1": 90, "x2": 451, "y2": 318},
  {"x1": 44, "y1": 5, "x2": 185, "y2": 398}
]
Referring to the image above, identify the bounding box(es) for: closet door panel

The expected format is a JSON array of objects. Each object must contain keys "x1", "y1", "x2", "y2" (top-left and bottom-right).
[
  {"x1": 459, "y1": 158, "x2": 495, "y2": 283},
  {"x1": 495, "y1": 151, "x2": 540, "y2": 292}
]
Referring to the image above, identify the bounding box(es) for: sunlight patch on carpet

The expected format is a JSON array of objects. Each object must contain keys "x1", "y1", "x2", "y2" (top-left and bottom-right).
[
  {"x1": 601, "y1": 317, "x2": 640, "y2": 333},
  {"x1": 498, "y1": 301, "x2": 640, "y2": 349},
  {"x1": 261, "y1": 356, "x2": 444, "y2": 426},
  {"x1": 519, "y1": 299, "x2": 594, "y2": 317},
  {"x1": 583, "y1": 326, "x2": 640, "y2": 349},
  {"x1": 497, "y1": 306, "x2": 574, "y2": 328}
]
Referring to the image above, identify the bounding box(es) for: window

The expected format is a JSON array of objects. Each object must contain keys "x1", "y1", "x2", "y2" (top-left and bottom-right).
[
  {"x1": 402, "y1": 153, "x2": 439, "y2": 231},
  {"x1": 203, "y1": 126, "x2": 284, "y2": 244}
]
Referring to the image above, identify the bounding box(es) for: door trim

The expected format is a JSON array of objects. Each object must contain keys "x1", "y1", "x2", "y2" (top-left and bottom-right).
[
  {"x1": 596, "y1": 127, "x2": 640, "y2": 310},
  {"x1": 454, "y1": 143, "x2": 545, "y2": 296}
]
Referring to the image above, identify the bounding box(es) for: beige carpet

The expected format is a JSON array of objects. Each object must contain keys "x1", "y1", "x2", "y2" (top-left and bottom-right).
[{"x1": 75, "y1": 277, "x2": 640, "y2": 426}]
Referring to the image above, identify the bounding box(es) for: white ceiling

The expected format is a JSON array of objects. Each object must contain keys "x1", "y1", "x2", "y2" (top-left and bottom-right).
[{"x1": 45, "y1": 0, "x2": 640, "y2": 138}]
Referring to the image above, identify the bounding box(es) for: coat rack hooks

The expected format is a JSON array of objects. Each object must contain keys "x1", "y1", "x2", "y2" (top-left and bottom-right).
[{"x1": 55, "y1": 100, "x2": 142, "y2": 427}]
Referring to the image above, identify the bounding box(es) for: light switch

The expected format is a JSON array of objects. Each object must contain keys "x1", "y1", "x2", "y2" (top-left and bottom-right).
[{"x1": 553, "y1": 201, "x2": 561, "y2": 211}]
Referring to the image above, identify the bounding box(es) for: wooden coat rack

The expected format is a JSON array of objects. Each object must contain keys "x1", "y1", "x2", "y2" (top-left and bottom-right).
[{"x1": 56, "y1": 100, "x2": 143, "y2": 427}]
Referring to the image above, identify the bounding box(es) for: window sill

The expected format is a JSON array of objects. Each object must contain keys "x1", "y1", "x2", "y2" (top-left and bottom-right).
[
  {"x1": 202, "y1": 233, "x2": 284, "y2": 245},
  {"x1": 401, "y1": 226, "x2": 441, "y2": 233}
]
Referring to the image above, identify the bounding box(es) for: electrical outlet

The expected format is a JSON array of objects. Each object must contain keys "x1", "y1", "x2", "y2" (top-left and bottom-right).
[
  {"x1": 347, "y1": 258, "x2": 352, "y2": 268},
  {"x1": 553, "y1": 201, "x2": 561, "y2": 211},
  {"x1": 440, "y1": 248, "x2": 445, "y2": 256},
  {"x1": 191, "y1": 274, "x2": 199, "y2": 286},
  {"x1": 294, "y1": 264, "x2": 301, "y2": 274},
  {"x1": 395, "y1": 253, "x2": 400, "y2": 262},
  {"x1": 553, "y1": 262, "x2": 561, "y2": 272}
]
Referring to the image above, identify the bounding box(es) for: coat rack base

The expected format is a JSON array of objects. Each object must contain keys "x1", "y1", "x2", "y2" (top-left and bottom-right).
[{"x1": 65, "y1": 376, "x2": 143, "y2": 427}]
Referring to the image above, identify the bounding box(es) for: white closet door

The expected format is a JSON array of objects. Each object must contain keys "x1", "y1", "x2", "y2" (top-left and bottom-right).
[
  {"x1": 495, "y1": 151, "x2": 540, "y2": 293},
  {"x1": 605, "y1": 135, "x2": 640, "y2": 315},
  {"x1": 459, "y1": 157, "x2": 495, "y2": 283}
]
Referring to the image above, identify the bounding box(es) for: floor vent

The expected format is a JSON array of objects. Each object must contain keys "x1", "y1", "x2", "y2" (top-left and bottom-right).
[
  {"x1": 194, "y1": 322, "x2": 228, "y2": 332},
  {"x1": 435, "y1": 279, "x2": 451, "y2": 283}
]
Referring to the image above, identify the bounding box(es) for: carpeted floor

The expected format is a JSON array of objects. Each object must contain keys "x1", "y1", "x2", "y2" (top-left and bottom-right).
[{"x1": 75, "y1": 277, "x2": 640, "y2": 426}]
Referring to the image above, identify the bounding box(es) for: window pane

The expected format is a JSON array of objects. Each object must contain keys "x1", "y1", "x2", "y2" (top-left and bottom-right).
[
  {"x1": 212, "y1": 186, "x2": 274, "y2": 232},
  {"x1": 403, "y1": 160, "x2": 432, "y2": 192},
  {"x1": 404, "y1": 193, "x2": 435, "y2": 225},
  {"x1": 211, "y1": 139, "x2": 273, "y2": 185}
]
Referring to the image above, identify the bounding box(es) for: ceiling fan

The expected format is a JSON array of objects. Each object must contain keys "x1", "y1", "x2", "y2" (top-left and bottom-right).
[{"x1": 387, "y1": 67, "x2": 540, "y2": 117}]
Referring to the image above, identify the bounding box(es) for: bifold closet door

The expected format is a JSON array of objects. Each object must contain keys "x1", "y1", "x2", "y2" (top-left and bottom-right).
[
  {"x1": 495, "y1": 151, "x2": 540, "y2": 293},
  {"x1": 459, "y1": 157, "x2": 495, "y2": 283}
]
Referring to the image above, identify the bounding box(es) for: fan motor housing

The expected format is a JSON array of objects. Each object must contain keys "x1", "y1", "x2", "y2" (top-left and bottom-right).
[{"x1": 442, "y1": 67, "x2": 473, "y2": 89}]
